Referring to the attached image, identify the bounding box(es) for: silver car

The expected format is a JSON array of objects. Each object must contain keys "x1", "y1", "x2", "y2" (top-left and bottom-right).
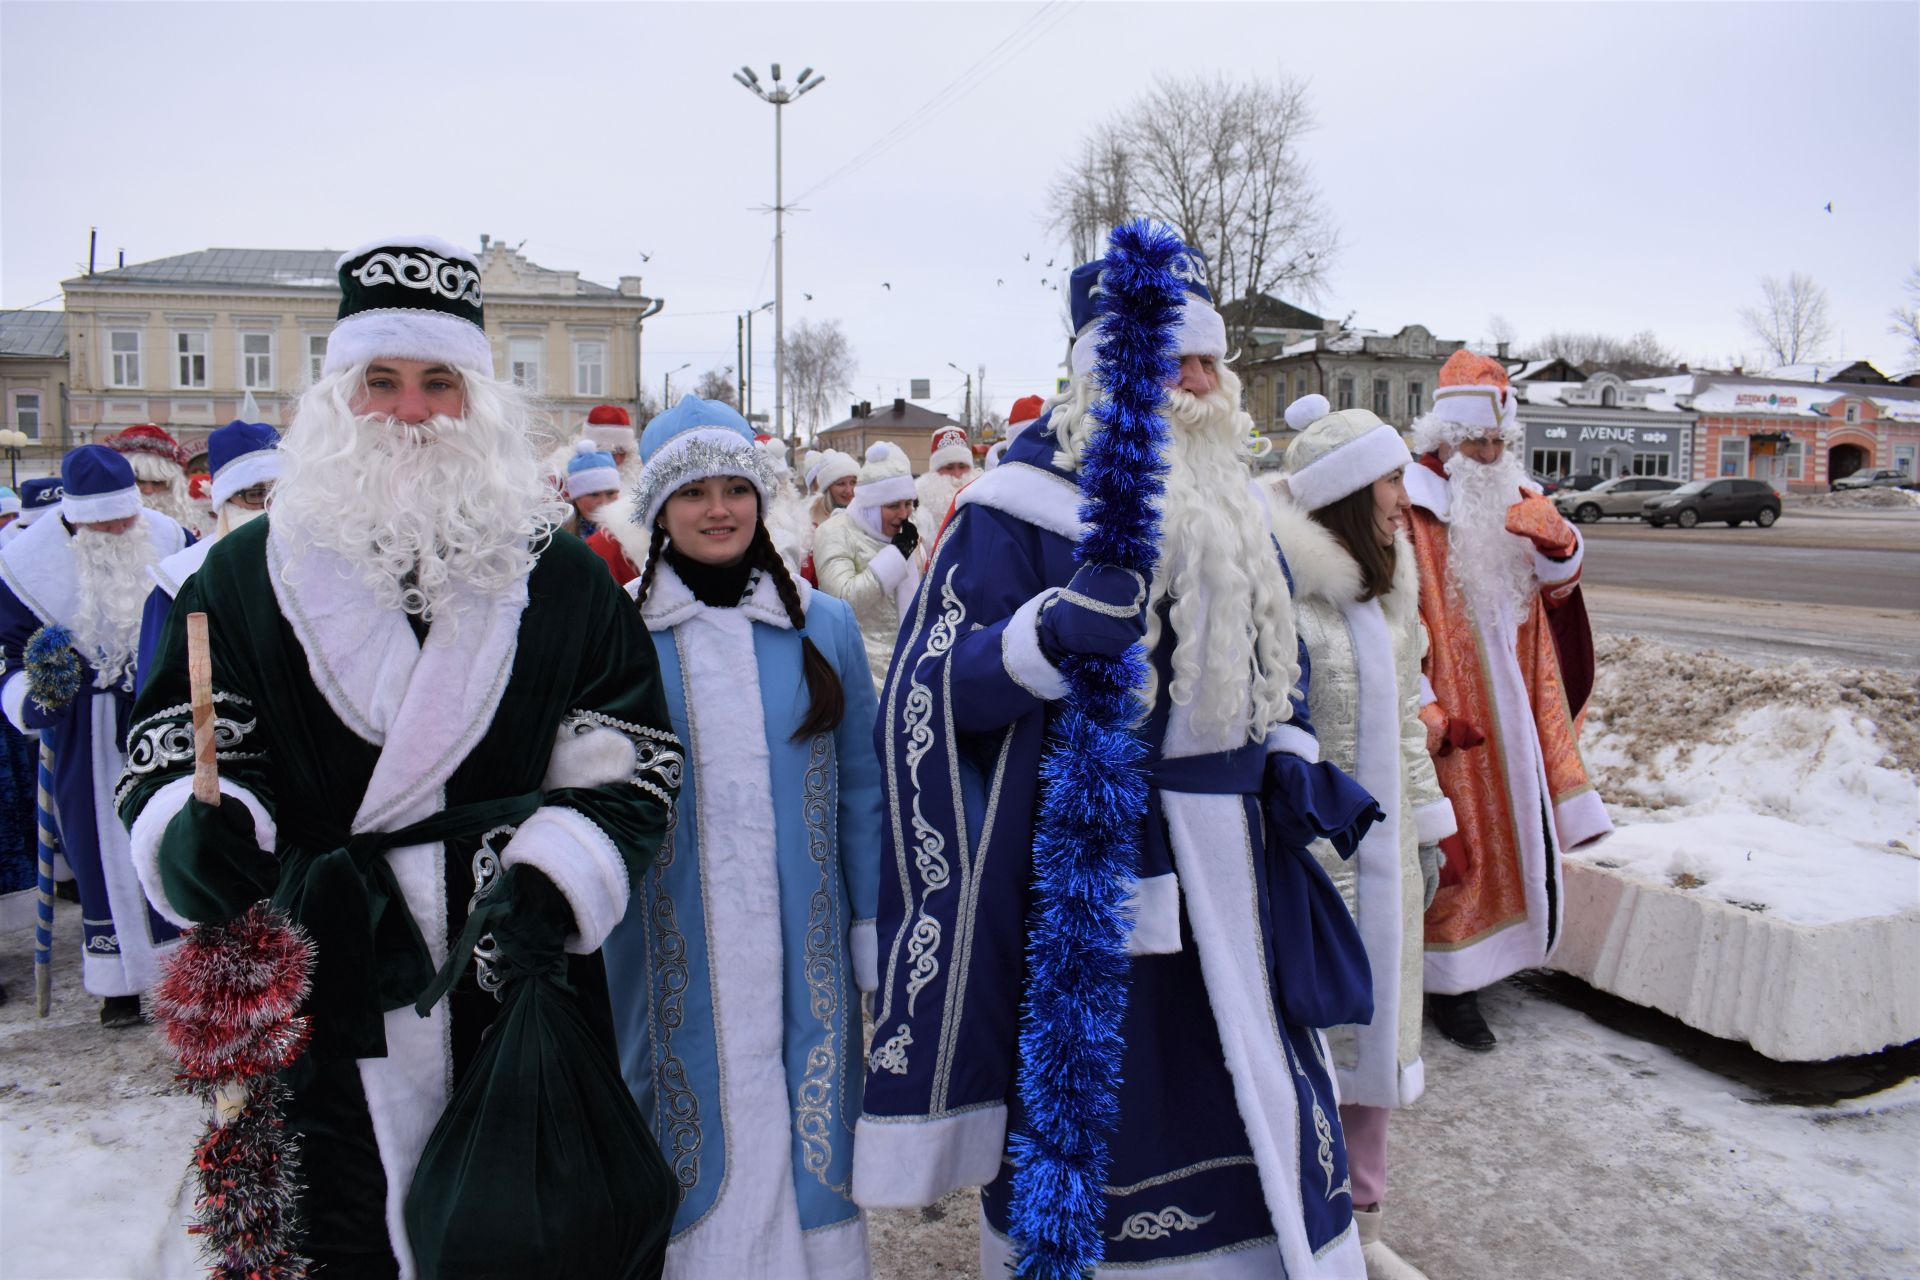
[
  {"x1": 1831, "y1": 468, "x2": 1917, "y2": 492},
  {"x1": 1553, "y1": 475, "x2": 1684, "y2": 522}
]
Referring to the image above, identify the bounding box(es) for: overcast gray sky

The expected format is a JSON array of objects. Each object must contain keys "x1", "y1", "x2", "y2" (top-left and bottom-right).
[{"x1": 4, "y1": 1, "x2": 1915, "y2": 424}]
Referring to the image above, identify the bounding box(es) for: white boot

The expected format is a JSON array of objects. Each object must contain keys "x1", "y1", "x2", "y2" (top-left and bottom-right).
[{"x1": 1354, "y1": 1206, "x2": 1429, "y2": 1280}]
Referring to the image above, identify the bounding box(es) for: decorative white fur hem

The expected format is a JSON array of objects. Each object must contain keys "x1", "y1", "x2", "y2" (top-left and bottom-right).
[
  {"x1": 1533, "y1": 529, "x2": 1583, "y2": 585},
  {"x1": 1264, "y1": 722, "x2": 1319, "y2": 763},
  {"x1": 321, "y1": 309, "x2": 493, "y2": 378},
  {"x1": 867, "y1": 543, "x2": 908, "y2": 593},
  {"x1": 60, "y1": 487, "x2": 143, "y2": 524},
  {"x1": 127, "y1": 774, "x2": 278, "y2": 930},
  {"x1": 1123, "y1": 872, "x2": 1183, "y2": 956},
  {"x1": 500, "y1": 804, "x2": 629, "y2": 953},
  {"x1": 851, "y1": 919, "x2": 878, "y2": 993},
  {"x1": 542, "y1": 722, "x2": 637, "y2": 792},
  {"x1": 209, "y1": 451, "x2": 281, "y2": 510},
  {"x1": 981, "y1": 1220, "x2": 1296, "y2": 1278},
  {"x1": 1001, "y1": 589, "x2": 1067, "y2": 701},
  {"x1": 1413, "y1": 798, "x2": 1457, "y2": 845},
  {"x1": 850, "y1": 1105, "x2": 1008, "y2": 1208},
  {"x1": 1, "y1": 671, "x2": 28, "y2": 734},
  {"x1": 1553, "y1": 788, "x2": 1612, "y2": 851}
]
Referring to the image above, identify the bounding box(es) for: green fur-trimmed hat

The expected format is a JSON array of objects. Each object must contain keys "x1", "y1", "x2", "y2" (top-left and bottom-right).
[{"x1": 323, "y1": 235, "x2": 493, "y2": 378}]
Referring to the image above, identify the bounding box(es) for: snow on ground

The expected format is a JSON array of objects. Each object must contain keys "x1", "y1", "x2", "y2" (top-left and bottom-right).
[{"x1": 1789, "y1": 487, "x2": 1920, "y2": 510}]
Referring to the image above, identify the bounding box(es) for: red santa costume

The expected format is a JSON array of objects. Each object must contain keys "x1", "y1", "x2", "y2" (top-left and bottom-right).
[
  {"x1": 105, "y1": 424, "x2": 208, "y2": 537},
  {"x1": 912, "y1": 424, "x2": 977, "y2": 546}
]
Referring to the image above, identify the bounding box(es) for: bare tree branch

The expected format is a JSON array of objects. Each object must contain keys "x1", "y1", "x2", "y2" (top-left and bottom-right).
[
  {"x1": 1888, "y1": 264, "x2": 1920, "y2": 370},
  {"x1": 780, "y1": 318, "x2": 858, "y2": 441},
  {"x1": 1739, "y1": 272, "x2": 1833, "y2": 366},
  {"x1": 693, "y1": 364, "x2": 738, "y2": 409}
]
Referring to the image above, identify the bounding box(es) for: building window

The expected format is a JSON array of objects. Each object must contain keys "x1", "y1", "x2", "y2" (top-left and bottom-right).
[
  {"x1": 241, "y1": 332, "x2": 274, "y2": 390},
  {"x1": 1717, "y1": 436, "x2": 1747, "y2": 477},
  {"x1": 308, "y1": 334, "x2": 328, "y2": 384},
  {"x1": 573, "y1": 340, "x2": 606, "y2": 397},
  {"x1": 1894, "y1": 444, "x2": 1916, "y2": 475},
  {"x1": 1844, "y1": 402, "x2": 1858, "y2": 424},
  {"x1": 509, "y1": 338, "x2": 543, "y2": 392},
  {"x1": 1407, "y1": 380, "x2": 1424, "y2": 418},
  {"x1": 1781, "y1": 437, "x2": 1805, "y2": 481},
  {"x1": 1336, "y1": 375, "x2": 1355, "y2": 411},
  {"x1": 1630, "y1": 452, "x2": 1670, "y2": 477},
  {"x1": 1531, "y1": 448, "x2": 1574, "y2": 478},
  {"x1": 1601, "y1": 386, "x2": 1618, "y2": 407},
  {"x1": 109, "y1": 330, "x2": 141, "y2": 387},
  {"x1": 14, "y1": 391, "x2": 41, "y2": 440},
  {"x1": 1372, "y1": 377, "x2": 1391, "y2": 418},
  {"x1": 175, "y1": 331, "x2": 208, "y2": 389},
  {"x1": 1253, "y1": 376, "x2": 1268, "y2": 424}
]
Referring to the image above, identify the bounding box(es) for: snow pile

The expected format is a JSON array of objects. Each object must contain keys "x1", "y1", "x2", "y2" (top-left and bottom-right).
[
  {"x1": 1789, "y1": 487, "x2": 1920, "y2": 509},
  {"x1": 1579, "y1": 635, "x2": 1920, "y2": 921}
]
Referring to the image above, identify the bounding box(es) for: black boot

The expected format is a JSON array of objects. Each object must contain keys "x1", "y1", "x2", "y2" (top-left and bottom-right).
[
  {"x1": 1429, "y1": 990, "x2": 1495, "y2": 1051},
  {"x1": 100, "y1": 995, "x2": 143, "y2": 1029}
]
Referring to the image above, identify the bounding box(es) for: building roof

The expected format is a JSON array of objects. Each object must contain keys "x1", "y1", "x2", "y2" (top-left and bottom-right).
[
  {"x1": 0, "y1": 309, "x2": 66, "y2": 359},
  {"x1": 820, "y1": 399, "x2": 962, "y2": 435},
  {"x1": 64, "y1": 245, "x2": 621, "y2": 297},
  {"x1": 1762, "y1": 360, "x2": 1890, "y2": 385},
  {"x1": 1633, "y1": 371, "x2": 1920, "y2": 421}
]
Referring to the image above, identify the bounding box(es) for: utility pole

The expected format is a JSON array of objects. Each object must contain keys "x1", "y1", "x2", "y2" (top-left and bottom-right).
[
  {"x1": 737, "y1": 317, "x2": 746, "y2": 411},
  {"x1": 733, "y1": 64, "x2": 825, "y2": 454},
  {"x1": 948, "y1": 361, "x2": 972, "y2": 433}
]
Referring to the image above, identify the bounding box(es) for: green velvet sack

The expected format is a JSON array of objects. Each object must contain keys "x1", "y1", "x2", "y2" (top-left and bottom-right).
[{"x1": 404, "y1": 867, "x2": 677, "y2": 1279}]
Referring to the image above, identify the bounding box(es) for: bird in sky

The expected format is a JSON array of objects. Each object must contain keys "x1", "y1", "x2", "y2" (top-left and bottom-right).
[
  {"x1": 881, "y1": 282, "x2": 892, "y2": 291},
  {"x1": 996, "y1": 278, "x2": 1004, "y2": 286},
  {"x1": 639, "y1": 251, "x2": 652, "y2": 262},
  {"x1": 1824, "y1": 201, "x2": 1833, "y2": 213},
  {"x1": 1023, "y1": 252, "x2": 1031, "y2": 262},
  {"x1": 1046, "y1": 258, "x2": 1055, "y2": 268},
  {"x1": 803, "y1": 292, "x2": 813, "y2": 300}
]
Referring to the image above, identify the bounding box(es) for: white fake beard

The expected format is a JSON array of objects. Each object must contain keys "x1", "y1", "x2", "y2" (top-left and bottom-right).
[
  {"x1": 70, "y1": 526, "x2": 158, "y2": 688},
  {"x1": 1444, "y1": 450, "x2": 1539, "y2": 626},
  {"x1": 273, "y1": 370, "x2": 567, "y2": 625},
  {"x1": 127, "y1": 455, "x2": 204, "y2": 534}
]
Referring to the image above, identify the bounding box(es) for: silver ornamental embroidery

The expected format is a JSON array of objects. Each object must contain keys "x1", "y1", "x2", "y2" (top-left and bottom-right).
[
  {"x1": 468, "y1": 825, "x2": 517, "y2": 999},
  {"x1": 871, "y1": 1023, "x2": 914, "y2": 1075},
  {"x1": 557, "y1": 710, "x2": 684, "y2": 812},
  {"x1": 794, "y1": 732, "x2": 845, "y2": 1191},
  {"x1": 647, "y1": 810, "x2": 703, "y2": 1190},
  {"x1": 351, "y1": 250, "x2": 484, "y2": 307},
  {"x1": 1109, "y1": 1207, "x2": 1217, "y2": 1242},
  {"x1": 115, "y1": 694, "x2": 261, "y2": 807},
  {"x1": 900, "y1": 566, "x2": 966, "y2": 1016}
]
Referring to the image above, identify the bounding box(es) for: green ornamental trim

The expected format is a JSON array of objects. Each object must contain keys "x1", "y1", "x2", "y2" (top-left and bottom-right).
[{"x1": 337, "y1": 245, "x2": 485, "y2": 327}]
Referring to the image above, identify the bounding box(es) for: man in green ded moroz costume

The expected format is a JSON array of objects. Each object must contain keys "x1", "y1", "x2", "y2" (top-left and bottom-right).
[{"x1": 118, "y1": 235, "x2": 680, "y2": 1277}]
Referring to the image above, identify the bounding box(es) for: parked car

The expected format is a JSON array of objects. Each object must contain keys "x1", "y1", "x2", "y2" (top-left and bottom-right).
[
  {"x1": 1553, "y1": 475, "x2": 1684, "y2": 522},
  {"x1": 1553, "y1": 473, "x2": 1608, "y2": 494},
  {"x1": 1642, "y1": 478, "x2": 1781, "y2": 528},
  {"x1": 1831, "y1": 468, "x2": 1918, "y2": 492}
]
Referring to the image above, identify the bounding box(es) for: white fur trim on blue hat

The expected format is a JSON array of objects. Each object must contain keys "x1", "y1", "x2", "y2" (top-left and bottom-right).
[
  {"x1": 1069, "y1": 292, "x2": 1228, "y2": 379},
  {"x1": 210, "y1": 450, "x2": 282, "y2": 510},
  {"x1": 61, "y1": 485, "x2": 142, "y2": 524},
  {"x1": 321, "y1": 309, "x2": 494, "y2": 378},
  {"x1": 628, "y1": 427, "x2": 775, "y2": 533}
]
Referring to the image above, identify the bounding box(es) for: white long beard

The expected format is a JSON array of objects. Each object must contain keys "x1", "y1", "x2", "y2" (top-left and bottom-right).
[
  {"x1": 914, "y1": 470, "x2": 971, "y2": 541},
  {"x1": 1445, "y1": 451, "x2": 1539, "y2": 627},
  {"x1": 71, "y1": 526, "x2": 158, "y2": 688},
  {"x1": 273, "y1": 372, "x2": 567, "y2": 625},
  {"x1": 127, "y1": 456, "x2": 206, "y2": 535}
]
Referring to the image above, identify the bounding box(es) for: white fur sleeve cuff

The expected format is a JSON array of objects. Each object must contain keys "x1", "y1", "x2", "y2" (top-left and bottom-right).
[
  {"x1": 851, "y1": 1105, "x2": 1008, "y2": 1208},
  {"x1": 500, "y1": 805, "x2": 630, "y2": 954},
  {"x1": 2, "y1": 671, "x2": 30, "y2": 735},
  {"x1": 127, "y1": 774, "x2": 277, "y2": 930},
  {"x1": 1414, "y1": 797, "x2": 1458, "y2": 845},
  {"x1": 1534, "y1": 526, "x2": 1584, "y2": 584},
  {"x1": 850, "y1": 919, "x2": 878, "y2": 993},
  {"x1": 868, "y1": 544, "x2": 909, "y2": 593},
  {"x1": 1002, "y1": 588, "x2": 1067, "y2": 701},
  {"x1": 1264, "y1": 722, "x2": 1320, "y2": 763}
]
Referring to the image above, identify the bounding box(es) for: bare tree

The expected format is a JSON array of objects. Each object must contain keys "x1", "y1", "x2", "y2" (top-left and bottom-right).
[
  {"x1": 1045, "y1": 72, "x2": 1338, "y2": 354},
  {"x1": 1486, "y1": 315, "x2": 1518, "y2": 352},
  {"x1": 633, "y1": 386, "x2": 663, "y2": 424},
  {"x1": 693, "y1": 364, "x2": 738, "y2": 409},
  {"x1": 1888, "y1": 264, "x2": 1920, "y2": 369},
  {"x1": 1740, "y1": 272, "x2": 1833, "y2": 366},
  {"x1": 781, "y1": 318, "x2": 857, "y2": 441},
  {"x1": 1519, "y1": 329, "x2": 1679, "y2": 369}
]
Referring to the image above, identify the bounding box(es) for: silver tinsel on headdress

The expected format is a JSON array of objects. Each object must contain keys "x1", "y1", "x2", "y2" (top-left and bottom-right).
[{"x1": 629, "y1": 429, "x2": 777, "y2": 531}]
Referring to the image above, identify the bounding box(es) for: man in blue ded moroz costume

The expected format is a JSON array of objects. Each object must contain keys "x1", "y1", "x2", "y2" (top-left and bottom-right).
[{"x1": 853, "y1": 243, "x2": 1381, "y2": 1277}]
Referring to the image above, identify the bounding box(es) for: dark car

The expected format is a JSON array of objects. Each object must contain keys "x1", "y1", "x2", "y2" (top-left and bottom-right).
[{"x1": 1642, "y1": 478, "x2": 1781, "y2": 528}]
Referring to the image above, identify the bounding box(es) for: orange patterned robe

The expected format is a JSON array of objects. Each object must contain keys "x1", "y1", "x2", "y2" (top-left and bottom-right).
[{"x1": 1404, "y1": 464, "x2": 1611, "y2": 994}]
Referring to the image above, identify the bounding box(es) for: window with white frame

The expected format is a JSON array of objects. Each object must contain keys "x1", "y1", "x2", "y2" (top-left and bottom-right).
[
  {"x1": 1631, "y1": 451, "x2": 1670, "y2": 476},
  {"x1": 14, "y1": 391, "x2": 42, "y2": 439},
  {"x1": 175, "y1": 330, "x2": 208, "y2": 388},
  {"x1": 1844, "y1": 402, "x2": 1858, "y2": 424},
  {"x1": 573, "y1": 340, "x2": 606, "y2": 397},
  {"x1": 241, "y1": 332, "x2": 274, "y2": 389},
  {"x1": 1335, "y1": 375, "x2": 1355, "y2": 411},
  {"x1": 1894, "y1": 444, "x2": 1915, "y2": 475},
  {"x1": 1407, "y1": 380, "x2": 1425, "y2": 418},
  {"x1": 109, "y1": 330, "x2": 142, "y2": 387},
  {"x1": 509, "y1": 338, "x2": 544, "y2": 392},
  {"x1": 1531, "y1": 448, "x2": 1573, "y2": 477},
  {"x1": 308, "y1": 334, "x2": 328, "y2": 384},
  {"x1": 1781, "y1": 436, "x2": 1805, "y2": 480},
  {"x1": 1717, "y1": 436, "x2": 1747, "y2": 477},
  {"x1": 1372, "y1": 377, "x2": 1391, "y2": 418}
]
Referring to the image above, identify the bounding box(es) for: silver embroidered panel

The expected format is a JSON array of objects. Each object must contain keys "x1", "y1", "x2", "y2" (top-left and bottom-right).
[{"x1": 350, "y1": 250, "x2": 483, "y2": 306}]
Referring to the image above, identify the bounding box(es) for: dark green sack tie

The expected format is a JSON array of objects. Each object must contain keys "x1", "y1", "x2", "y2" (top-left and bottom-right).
[{"x1": 273, "y1": 790, "x2": 544, "y2": 1060}]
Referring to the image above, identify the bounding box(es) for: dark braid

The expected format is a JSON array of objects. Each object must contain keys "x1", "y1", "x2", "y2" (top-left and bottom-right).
[
  {"x1": 635, "y1": 525, "x2": 669, "y2": 608},
  {"x1": 752, "y1": 522, "x2": 845, "y2": 738}
]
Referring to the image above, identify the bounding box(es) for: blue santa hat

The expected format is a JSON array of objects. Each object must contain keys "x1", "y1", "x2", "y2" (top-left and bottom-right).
[
  {"x1": 1066, "y1": 237, "x2": 1227, "y2": 379},
  {"x1": 629, "y1": 394, "x2": 771, "y2": 532},
  {"x1": 565, "y1": 439, "x2": 622, "y2": 500},
  {"x1": 59, "y1": 445, "x2": 141, "y2": 524},
  {"x1": 207, "y1": 419, "x2": 282, "y2": 509},
  {"x1": 16, "y1": 477, "x2": 63, "y2": 527}
]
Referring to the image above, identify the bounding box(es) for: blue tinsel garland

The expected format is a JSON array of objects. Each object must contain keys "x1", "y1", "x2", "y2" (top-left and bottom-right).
[
  {"x1": 1008, "y1": 219, "x2": 1188, "y2": 1279},
  {"x1": 23, "y1": 624, "x2": 81, "y2": 712}
]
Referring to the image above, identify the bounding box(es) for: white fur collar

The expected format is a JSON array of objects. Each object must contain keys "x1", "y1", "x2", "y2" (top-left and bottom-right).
[
  {"x1": 0, "y1": 509, "x2": 186, "y2": 627},
  {"x1": 637, "y1": 556, "x2": 811, "y2": 632},
  {"x1": 148, "y1": 536, "x2": 216, "y2": 599},
  {"x1": 1404, "y1": 463, "x2": 1450, "y2": 522},
  {"x1": 1267, "y1": 492, "x2": 1418, "y2": 626},
  {"x1": 265, "y1": 521, "x2": 531, "y2": 833},
  {"x1": 593, "y1": 488, "x2": 655, "y2": 579},
  {"x1": 952, "y1": 460, "x2": 1086, "y2": 541}
]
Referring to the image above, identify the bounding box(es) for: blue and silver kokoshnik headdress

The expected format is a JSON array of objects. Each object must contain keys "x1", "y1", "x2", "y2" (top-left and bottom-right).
[{"x1": 627, "y1": 394, "x2": 775, "y2": 531}]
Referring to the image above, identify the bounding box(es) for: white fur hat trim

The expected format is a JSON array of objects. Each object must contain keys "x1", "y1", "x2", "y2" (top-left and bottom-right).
[
  {"x1": 1411, "y1": 383, "x2": 1522, "y2": 455},
  {"x1": 566, "y1": 465, "x2": 622, "y2": 499},
  {"x1": 322, "y1": 308, "x2": 494, "y2": 378},
  {"x1": 809, "y1": 449, "x2": 859, "y2": 492},
  {"x1": 1069, "y1": 293, "x2": 1228, "y2": 379},
  {"x1": 629, "y1": 427, "x2": 773, "y2": 532},
  {"x1": 210, "y1": 450, "x2": 282, "y2": 510},
  {"x1": 61, "y1": 485, "x2": 142, "y2": 524},
  {"x1": 1283, "y1": 423, "x2": 1413, "y2": 513}
]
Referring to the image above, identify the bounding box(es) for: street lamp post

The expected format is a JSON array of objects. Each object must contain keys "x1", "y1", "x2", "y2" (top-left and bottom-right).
[
  {"x1": 737, "y1": 299, "x2": 774, "y2": 421},
  {"x1": 946, "y1": 362, "x2": 973, "y2": 433},
  {"x1": 663, "y1": 362, "x2": 691, "y2": 408},
  {"x1": 732, "y1": 63, "x2": 825, "y2": 452},
  {"x1": 0, "y1": 431, "x2": 27, "y2": 489}
]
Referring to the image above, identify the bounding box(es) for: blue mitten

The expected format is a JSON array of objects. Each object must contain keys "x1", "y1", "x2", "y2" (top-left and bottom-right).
[{"x1": 1037, "y1": 563, "x2": 1149, "y2": 660}]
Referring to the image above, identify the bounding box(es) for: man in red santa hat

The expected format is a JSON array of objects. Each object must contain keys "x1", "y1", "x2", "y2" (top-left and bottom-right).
[
  {"x1": 983, "y1": 394, "x2": 1046, "y2": 471},
  {"x1": 912, "y1": 423, "x2": 977, "y2": 545},
  {"x1": 105, "y1": 423, "x2": 208, "y2": 537},
  {"x1": 1404, "y1": 350, "x2": 1609, "y2": 1051}
]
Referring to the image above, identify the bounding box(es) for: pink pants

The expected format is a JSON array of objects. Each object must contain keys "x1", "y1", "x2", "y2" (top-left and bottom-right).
[{"x1": 1339, "y1": 1103, "x2": 1390, "y2": 1208}]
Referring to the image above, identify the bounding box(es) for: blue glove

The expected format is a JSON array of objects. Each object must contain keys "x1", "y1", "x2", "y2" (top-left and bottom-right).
[
  {"x1": 1037, "y1": 562, "x2": 1149, "y2": 660},
  {"x1": 20, "y1": 694, "x2": 64, "y2": 732}
]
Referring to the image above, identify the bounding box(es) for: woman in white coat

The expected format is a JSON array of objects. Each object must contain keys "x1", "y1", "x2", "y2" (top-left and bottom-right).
[
  {"x1": 1268, "y1": 394, "x2": 1457, "y2": 1280},
  {"x1": 811, "y1": 442, "x2": 925, "y2": 691}
]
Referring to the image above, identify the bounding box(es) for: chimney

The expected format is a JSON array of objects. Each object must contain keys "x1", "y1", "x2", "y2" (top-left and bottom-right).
[
  {"x1": 893, "y1": 397, "x2": 906, "y2": 415},
  {"x1": 480, "y1": 234, "x2": 491, "y2": 252},
  {"x1": 1496, "y1": 341, "x2": 1510, "y2": 359},
  {"x1": 860, "y1": 401, "x2": 872, "y2": 418}
]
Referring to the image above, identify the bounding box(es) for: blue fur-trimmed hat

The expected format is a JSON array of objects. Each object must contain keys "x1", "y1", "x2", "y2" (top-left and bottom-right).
[
  {"x1": 1067, "y1": 238, "x2": 1226, "y2": 378},
  {"x1": 60, "y1": 444, "x2": 141, "y2": 524},
  {"x1": 630, "y1": 395, "x2": 772, "y2": 531},
  {"x1": 565, "y1": 439, "x2": 622, "y2": 499},
  {"x1": 17, "y1": 477, "x2": 63, "y2": 527},
  {"x1": 207, "y1": 419, "x2": 281, "y2": 509}
]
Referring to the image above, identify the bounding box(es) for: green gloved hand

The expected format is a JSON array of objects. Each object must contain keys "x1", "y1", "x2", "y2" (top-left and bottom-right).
[{"x1": 159, "y1": 796, "x2": 276, "y2": 924}]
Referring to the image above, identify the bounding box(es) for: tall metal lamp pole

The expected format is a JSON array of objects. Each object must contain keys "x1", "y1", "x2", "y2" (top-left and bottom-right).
[{"x1": 732, "y1": 63, "x2": 825, "y2": 443}]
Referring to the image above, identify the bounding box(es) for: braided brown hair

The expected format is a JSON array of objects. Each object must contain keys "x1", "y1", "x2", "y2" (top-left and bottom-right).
[
  {"x1": 750, "y1": 522, "x2": 845, "y2": 739},
  {"x1": 634, "y1": 524, "x2": 671, "y2": 605}
]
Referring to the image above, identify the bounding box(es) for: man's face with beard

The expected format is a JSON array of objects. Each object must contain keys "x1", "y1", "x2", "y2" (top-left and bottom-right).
[
  {"x1": 1442, "y1": 433, "x2": 1537, "y2": 623},
  {"x1": 1168, "y1": 353, "x2": 1219, "y2": 399},
  {"x1": 355, "y1": 360, "x2": 466, "y2": 427}
]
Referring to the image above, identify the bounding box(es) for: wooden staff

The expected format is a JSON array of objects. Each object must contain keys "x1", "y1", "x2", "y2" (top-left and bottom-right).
[{"x1": 185, "y1": 612, "x2": 219, "y2": 807}]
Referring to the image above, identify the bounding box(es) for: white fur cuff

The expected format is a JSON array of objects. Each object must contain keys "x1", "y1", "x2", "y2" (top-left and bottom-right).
[
  {"x1": 851, "y1": 1105, "x2": 1008, "y2": 1208},
  {"x1": 500, "y1": 805, "x2": 630, "y2": 953},
  {"x1": 127, "y1": 774, "x2": 278, "y2": 930},
  {"x1": 1534, "y1": 528, "x2": 1584, "y2": 585},
  {"x1": 851, "y1": 919, "x2": 878, "y2": 993},
  {"x1": 2, "y1": 671, "x2": 30, "y2": 735},
  {"x1": 542, "y1": 723, "x2": 637, "y2": 792},
  {"x1": 1001, "y1": 589, "x2": 1067, "y2": 702},
  {"x1": 1265, "y1": 722, "x2": 1320, "y2": 763},
  {"x1": 1123, "y1": 873, "x2": 1183, "y2": 956},
  {"x1": 867, "y1": 544, "x2": 909, "y2": 593},
  {"x1": 1414, "y1": 797, "x2": 1458, "y2": 845}
]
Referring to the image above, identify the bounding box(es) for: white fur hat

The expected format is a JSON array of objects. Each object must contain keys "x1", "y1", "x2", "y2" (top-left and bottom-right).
[
  {"x1": 809, "y1": 448, "x2": 860, "y2": 493},
  {"x1": 850, "y1": 441, "x2": 915, "y2": 509},
  {"x1": 1278, "y1": 394, "x2": 1412, "y2": 513}
]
